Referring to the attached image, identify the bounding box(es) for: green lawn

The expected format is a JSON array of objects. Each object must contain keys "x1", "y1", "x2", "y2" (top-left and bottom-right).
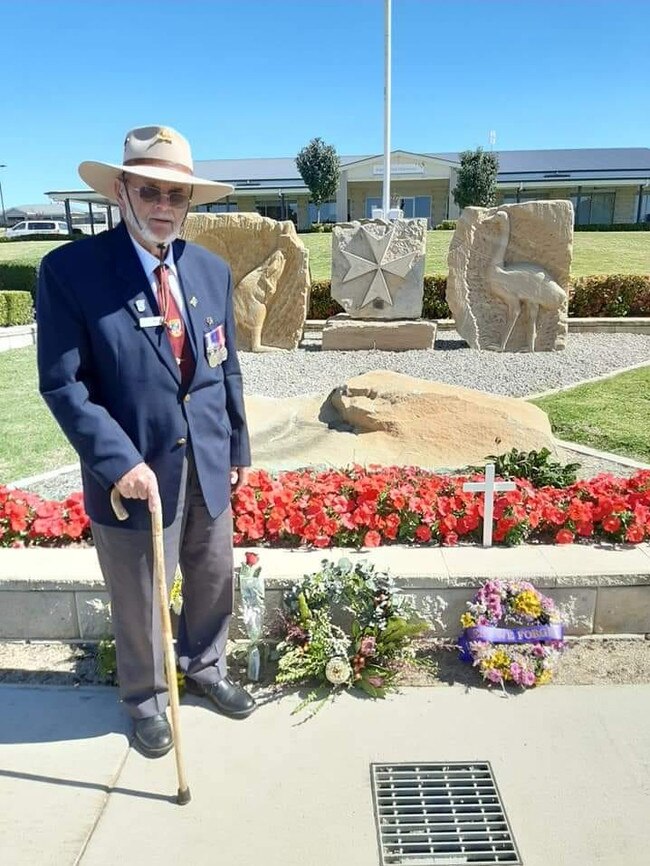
[
  {"x1": 529, "y1": 366, "x2": 650, "y2": 463},
  {"x1": 0, "y1": 346, "x2": 77, "y2": 483},
  {"x1": 301, "y1": 231, "x2": 650, "y2": 282},
  {"x1": 0, "y1": 239, "x2": 68, "y2": 265}
]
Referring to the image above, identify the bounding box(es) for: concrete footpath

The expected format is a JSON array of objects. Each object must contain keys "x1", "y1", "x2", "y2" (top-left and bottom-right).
[{"x1": 1, "y1": 683, "x2": 649, "y2": 866}]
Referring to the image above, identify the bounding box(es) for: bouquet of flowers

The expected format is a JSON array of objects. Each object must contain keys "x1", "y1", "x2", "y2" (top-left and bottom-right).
[
  {"x1": 458, "y1": 579, "x2": 566, "y2": 688},
  {"x1": 275, "y1": 558, "x2": 428, "y2": 698}
]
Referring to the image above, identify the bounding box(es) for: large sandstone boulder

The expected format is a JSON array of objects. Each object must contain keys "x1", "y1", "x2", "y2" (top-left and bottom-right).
[
  {"x1": 181, "y1": 212, "x2": 310, "y2": 351},
  {"x1": 331, "y1": 219, "x2": 427, "y2": 319},
  {"x1": 447, "y1": 201, "x2": 573, "y2": 352},
  {"x1": 245, "y1": 370, "x2": 557, "y2": 471}
]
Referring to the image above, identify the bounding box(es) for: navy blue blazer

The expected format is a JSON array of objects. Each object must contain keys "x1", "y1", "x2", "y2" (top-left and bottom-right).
[{"x1": 36, "y1": 222, "x2": 251, "y2": 530}]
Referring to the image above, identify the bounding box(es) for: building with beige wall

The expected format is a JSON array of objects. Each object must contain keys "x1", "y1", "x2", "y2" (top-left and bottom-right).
[
  {"x1": 194, "y1": 147, "x2": 650, "y2": 231},
  {"x1": 45, "y1": 147, "x2": 650, "y2": 234}
]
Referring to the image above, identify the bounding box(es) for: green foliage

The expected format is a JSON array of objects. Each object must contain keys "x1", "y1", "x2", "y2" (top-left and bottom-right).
[
  {"x1": 452, "y1": 147, "x2": 499, "y2": 209},
  {"x1": 0, "y1": 291, "x2": 34, "y2": 326},
  {"x1": 275, "y1": 558, "x2": 428, "y2": 700},
  {"x1": 0, "y1": 233, "x2": 81, "y2": 243},
  {"x1": 0, "y1": 263, "x2": 38, "y2": 299},
  {"x1": 306, "y1": 273, "x2": 649, "y2": 320},
  {"x1": 568, "y1": 274, "x2": 650, "y2": 317},
  {"x1": 422, "y1": 275, "x2": 451, "y2": 318},
  {"x1": 296, "y1": 137, "x2": 340, "y2": 221},
  {"x1": 96, "y1": 639, "x2": 118, "y2": 683},
  {"x1": 435, "y1": 220, "x2": 457, "y2": 230},
  {"x1": 466, "y1": 448, "x2": 581, "y2": 489},
  {"x1": 308, "y1": 279, "x2": 344, "y2": 318},
  {"x1": 574, "y1": 223, "x2": 650, "y2": 232}
]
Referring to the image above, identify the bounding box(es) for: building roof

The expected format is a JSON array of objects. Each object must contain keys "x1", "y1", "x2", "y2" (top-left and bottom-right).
[
  {"x1": 6, "y1": 202, "x2": 85, "y2": 217},
  {"x1": 195, "y1": 147, "x2": 650, "y2": 187}
]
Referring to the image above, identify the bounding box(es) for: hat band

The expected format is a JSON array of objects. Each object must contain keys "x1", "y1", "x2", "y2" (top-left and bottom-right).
[{"x1": 123, "y1": 157, "x2": 194, "y2": 176}]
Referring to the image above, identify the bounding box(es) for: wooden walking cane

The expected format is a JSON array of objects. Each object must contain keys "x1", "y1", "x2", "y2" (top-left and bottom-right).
[{"x1": 110, "y1": 486, "x2": 192, "y2": 806}]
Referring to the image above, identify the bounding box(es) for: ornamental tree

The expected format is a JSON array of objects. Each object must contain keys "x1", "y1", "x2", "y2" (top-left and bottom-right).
[
  {"x1": 296, "y1": 137, "x2": 340, "y2": 224},
  {"x1": 452, "y1": 147, "x2": 500, "y2": 210}
]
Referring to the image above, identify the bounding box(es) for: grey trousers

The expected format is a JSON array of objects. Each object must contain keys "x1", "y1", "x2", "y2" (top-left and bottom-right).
[{"x1": 92, "y1": 451, "x2": 234, "y2": 719}]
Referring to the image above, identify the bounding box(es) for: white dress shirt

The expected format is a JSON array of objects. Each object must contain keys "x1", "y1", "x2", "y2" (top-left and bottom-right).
[{"x1": 129, "y1": 233, "x2": 188, "y2": 323}]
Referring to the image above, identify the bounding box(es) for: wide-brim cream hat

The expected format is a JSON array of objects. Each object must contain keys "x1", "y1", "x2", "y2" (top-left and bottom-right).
[{"x1": 78, "y1": 125, "x2": 233, "y2": 207}]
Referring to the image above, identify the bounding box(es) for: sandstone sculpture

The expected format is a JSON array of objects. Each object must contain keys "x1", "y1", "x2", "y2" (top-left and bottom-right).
[
  {"x1": 447, "y1": 201, "x2": 572, "y2": 352},
  {"x1": 331, "y1": 219, "x2": 427, "y2": 319},
  {"x1": 181, "y1": 212, "x2": 310, "y2": 351},
  {"x1": 244, "y1": 370, "x2": 557, "y2": 471}
]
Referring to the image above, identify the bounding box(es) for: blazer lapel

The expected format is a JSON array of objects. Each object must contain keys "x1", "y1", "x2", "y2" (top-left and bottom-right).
[{"x1": 111, "y1": 224, "x2": 181, "y2": 385}]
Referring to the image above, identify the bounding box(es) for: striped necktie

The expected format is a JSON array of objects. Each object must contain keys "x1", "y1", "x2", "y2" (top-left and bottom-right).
[{"x1": 154, "y1": 264, "x2": 195, "y2": 390}]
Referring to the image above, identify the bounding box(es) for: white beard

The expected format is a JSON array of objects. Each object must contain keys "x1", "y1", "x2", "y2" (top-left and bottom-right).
[{"x1": 122, "y1": 202, "x2": 179, "y2": 248}]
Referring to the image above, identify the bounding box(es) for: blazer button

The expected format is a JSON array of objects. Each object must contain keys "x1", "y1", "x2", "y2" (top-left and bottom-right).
[
  {"x1": 183, "y1": 394, "x2": 191, "y2": 403},
  {"x1": 176, "y1": 437, "x2": 187, "y2": 446}
]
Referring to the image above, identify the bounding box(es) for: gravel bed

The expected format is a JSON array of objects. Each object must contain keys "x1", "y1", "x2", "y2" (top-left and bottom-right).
[
  {"x1": 12, "y1": 331, "x2": 650, "y2": 500},
  {"x1": 240, "y1": 332, "x2": 650, "y2": 399}
]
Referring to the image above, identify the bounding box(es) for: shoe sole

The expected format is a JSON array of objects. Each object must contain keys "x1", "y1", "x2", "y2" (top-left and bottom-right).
[{"x1": 132, "y1": 735, "x2": 174, "y2": 759}]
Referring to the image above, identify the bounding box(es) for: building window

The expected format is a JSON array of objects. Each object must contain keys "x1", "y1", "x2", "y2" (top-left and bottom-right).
[
  {"x1": 196, "y1": 200, "x2": 238, "y2": 213},
  {"x1": 308, "y1": 200, "x2": 337, "y2": 223},
  {"x1": 570, "y1": 191, "x2": 616, "y2": 225}
]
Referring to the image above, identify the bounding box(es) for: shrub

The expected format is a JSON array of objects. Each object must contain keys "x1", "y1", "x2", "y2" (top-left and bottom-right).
[
  {"x1": 0, "y1": 263, "x2": 39, "y2": 299},
  {"x1": 573, "y1": 223, "x2": 650, "y2": 232},
  {"x1": 307, "y1": 222, "x2": 335, "y2": 233},
  {"x1": 0, "y1": 234, "x2": 79, "y2": 243},
  {"x1": 308, "y1": 280, "x2": 343, "y2": 319},
  {"x1": 435, "y1": 220, "x2": 457, "y2": 231},
  {"x1": 307, "y1": 274, "x2": 650, "y2": 320},
  {"x1": 0, "y1": 291, "x2": 34, "y2": 326},
  {"x1": 568, "y1": 274, "x2": 650, "y2": 317},
  {"x1": 422, "y1": 275, "x2": 451, "y2": 318}
]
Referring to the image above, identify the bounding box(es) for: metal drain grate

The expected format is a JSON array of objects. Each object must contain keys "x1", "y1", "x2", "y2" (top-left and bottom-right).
[{"x1": 371, "y1": 762, "x2": 522, "y2": 865}]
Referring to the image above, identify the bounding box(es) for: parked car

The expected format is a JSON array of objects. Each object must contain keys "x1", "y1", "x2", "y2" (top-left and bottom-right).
[{"x1": 5, "y1": 220, "x2": 70, "y2": 238}]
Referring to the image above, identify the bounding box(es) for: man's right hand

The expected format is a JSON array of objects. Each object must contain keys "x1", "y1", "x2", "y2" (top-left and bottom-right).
[{"x1": 115, "y1": 462, "x2": 160, "y2": 513}]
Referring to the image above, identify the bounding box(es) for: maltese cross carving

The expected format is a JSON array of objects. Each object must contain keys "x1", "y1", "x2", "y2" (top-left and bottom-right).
[{"x1": 341, "y1": 224, "x2": 418, "y2": 308}]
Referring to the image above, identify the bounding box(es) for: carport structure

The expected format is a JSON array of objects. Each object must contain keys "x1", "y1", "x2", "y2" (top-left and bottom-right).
[{"x1": 44, "y1": 189, "x2": 117, "y2": 235}]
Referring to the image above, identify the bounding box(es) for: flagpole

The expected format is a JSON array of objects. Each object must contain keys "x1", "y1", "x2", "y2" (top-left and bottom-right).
[{"x1": 382, "y1": 0, "x2": 391, "y2": 217}]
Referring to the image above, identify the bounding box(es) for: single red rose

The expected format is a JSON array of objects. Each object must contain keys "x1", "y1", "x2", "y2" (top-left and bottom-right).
[
  {"x1": 625, "y1": 524, "x2": 644, "y2": 543},
  {"x1": 555, "y1": 528, "x2": 575, "y2": 544},
  {"x1": 602, "y1": 515, "x2": 621, "y2": 533},
  {"x1": 245, "y1": 551, "x2": 259, "y2": 566},
  {"x1": 415, "y1": 524, "x2": 432, "y2": 543}
]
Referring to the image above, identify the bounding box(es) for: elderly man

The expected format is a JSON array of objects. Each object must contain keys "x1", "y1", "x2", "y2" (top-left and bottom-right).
[{"x1": 37, "y1": 126, "x2": 256, "y2": 758}]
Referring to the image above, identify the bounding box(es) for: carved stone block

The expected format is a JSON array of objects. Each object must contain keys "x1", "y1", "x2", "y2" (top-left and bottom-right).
[
  {"x1": 322, "y1": 315, "x2": 436, "y2": 351},
  {"x1": 447, "y1": 201, "x2": 573, "y2": 352},
  {"x1": 182, "y1": 212, "x2": 310, "y2": 351},
  {"x1": 331, "y1": 219, "x2": 427, "y2": 319}
]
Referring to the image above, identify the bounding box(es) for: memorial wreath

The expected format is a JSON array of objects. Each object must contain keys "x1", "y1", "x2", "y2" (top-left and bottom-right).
[
  {"x1": 458, "y1": 579, "x2": 566, "y2": 688},
  {"x1": 275, "y1": 558, "x2": 428, "y2": 699}
]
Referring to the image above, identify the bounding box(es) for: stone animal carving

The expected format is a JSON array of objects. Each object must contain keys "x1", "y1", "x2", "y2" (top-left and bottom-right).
[
  {"x1": 234, "y1": 250, "x2": 286, "y2": 352},
  {"x1": 485, "y1": 210, "x2": 566, "y2": 352}
]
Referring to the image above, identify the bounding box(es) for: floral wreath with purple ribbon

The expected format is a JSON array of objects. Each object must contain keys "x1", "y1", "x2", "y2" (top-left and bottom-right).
[{"x1": 458, "y1": 579, "x2": 566, "y2": 688}]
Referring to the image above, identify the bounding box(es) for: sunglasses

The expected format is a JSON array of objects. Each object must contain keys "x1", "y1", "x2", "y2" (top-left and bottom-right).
[{"x1": 125, "y1": 182, "x2": 191, "y2": 209}]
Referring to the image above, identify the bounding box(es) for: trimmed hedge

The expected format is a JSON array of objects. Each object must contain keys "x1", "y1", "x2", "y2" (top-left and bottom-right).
[
  {"x1": 0, "y1": 262, "x2": 39, "y2": 300},
  {"x1": 569, "y1": 274, "x2": 650, "y2": 317},
  {"x1": 307, "y1": 273, "x2": 650, "y2": 320},
  {"x1": 573, "y1": 223, "x2": 650, "y2": 232},
  {"x1": 435, "y1": 220, "x2": 457, "y2": 230},
  {"x1": 0, "y1": 291, "x2": 34, "y2": 326},
  {"x1": 0, "y1": 234, "x2": 80, "y2": 243}
]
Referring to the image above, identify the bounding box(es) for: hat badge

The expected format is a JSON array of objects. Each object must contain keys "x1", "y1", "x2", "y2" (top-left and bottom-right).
[{"x1": 156, "y1": 128, "x2": 173, "y2": 145}]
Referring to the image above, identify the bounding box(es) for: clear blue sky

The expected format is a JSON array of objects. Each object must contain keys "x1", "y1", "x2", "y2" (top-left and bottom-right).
[{"x1": 2, "y1": 0, "x2": 648, "y2": 206}]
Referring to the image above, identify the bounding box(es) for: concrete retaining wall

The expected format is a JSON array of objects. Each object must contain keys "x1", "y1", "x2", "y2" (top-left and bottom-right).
[{"x1": 1, "y1": 545, "x2": 648, "y2": 641}]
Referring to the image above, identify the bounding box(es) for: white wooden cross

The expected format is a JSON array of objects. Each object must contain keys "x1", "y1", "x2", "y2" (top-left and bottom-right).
[{"x1": 462, "y1": 462, "x2": 517, "y2": 547}]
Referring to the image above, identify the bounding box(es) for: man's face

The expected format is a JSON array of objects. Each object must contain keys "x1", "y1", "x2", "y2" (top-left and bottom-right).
[{"x1": 115, "y1": 174, "x2": 192, "y2": 251}]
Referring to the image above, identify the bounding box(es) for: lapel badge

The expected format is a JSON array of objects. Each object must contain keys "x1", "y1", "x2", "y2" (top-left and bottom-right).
[
  {"x1": 206, "y1": 316, "x2": 214, "y2": 326},
  {"x1": 135, "y1": 298, "x2": 146, "y2": 312},
  {"x1": 190, "y1": 296, "x2": 198, "y2": 308}
]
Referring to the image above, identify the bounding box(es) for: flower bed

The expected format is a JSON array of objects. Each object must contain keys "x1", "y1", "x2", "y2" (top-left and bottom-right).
[{"x1": 1, "y1": 465, "x2": 649, "y2": 548}]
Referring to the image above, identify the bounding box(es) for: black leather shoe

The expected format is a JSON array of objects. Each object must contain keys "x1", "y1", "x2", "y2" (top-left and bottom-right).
[
  {"x1": 133, "y1": 713, "x2": 173, "y2": 758},
  {"x1": 185, "y1": 676, "x2": 256, "y2": 719}
]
